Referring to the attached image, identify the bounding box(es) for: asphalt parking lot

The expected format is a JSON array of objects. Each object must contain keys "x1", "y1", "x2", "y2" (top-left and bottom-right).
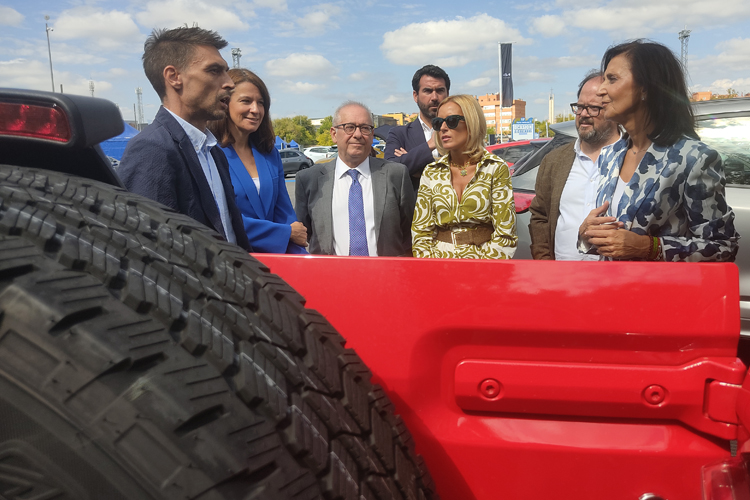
[{"x1": 285, "y1": 175, "x2": 296, "y2": 208}]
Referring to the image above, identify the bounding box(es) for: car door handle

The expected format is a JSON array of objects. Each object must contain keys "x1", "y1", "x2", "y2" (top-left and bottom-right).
[{"x1": 454, "y1": 358, "x2": 746, "y2": 440}]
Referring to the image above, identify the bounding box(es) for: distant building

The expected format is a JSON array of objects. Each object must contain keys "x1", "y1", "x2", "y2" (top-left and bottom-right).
[
  {"x1": 692, "y1": 91, "x2": 712, "y2": 102},
  {"x1": 476, "y1": 93, "x2": 526, "y2": 137},
  {"x1": 383, "y1": 112, "x2": 408, "y2": 126},
  {"x1": 373, "y1": 115, "x2": 398, "y2": 127}
]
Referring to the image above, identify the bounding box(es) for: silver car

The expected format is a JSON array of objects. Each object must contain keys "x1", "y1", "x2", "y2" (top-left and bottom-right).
[{"x1": 511, "y1": 97, "x2": 750, "y2": 335}]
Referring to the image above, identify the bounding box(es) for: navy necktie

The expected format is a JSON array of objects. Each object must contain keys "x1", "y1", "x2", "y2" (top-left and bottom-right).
[{"x1": 347, "y1": 169, "x2": 368, "y2": 256}]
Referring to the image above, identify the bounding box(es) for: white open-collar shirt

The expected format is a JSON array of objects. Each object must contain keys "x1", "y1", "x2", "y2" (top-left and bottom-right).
[
  {"x1": 332, "y1": 156, "x2": 378, "y2": 256},
  {"x1": 554, "y1": 137, "x2": 606, "y2": 261}
]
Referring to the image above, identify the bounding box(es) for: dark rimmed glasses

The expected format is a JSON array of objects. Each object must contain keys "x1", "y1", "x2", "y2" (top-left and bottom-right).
[
  {"x1": 334, "y1": 123, "x2": 374, "y2": 135},
  {"x1": 570, "y1": 103, "x2": 603, "y2": 116},
  {"x1": 431, "y1": 115, "x2": 465, "y2": 131}
]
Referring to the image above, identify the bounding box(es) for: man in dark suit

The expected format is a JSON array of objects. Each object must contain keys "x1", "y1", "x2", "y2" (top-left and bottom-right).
[
  {"x1": 385, "y1": 65, "x2": 450, "y2": 192},
  {"x1": 118, "y1": 27, "x2": 250, "y2": 251},
  {"x1": 296, "y1": 102, "x2": 415, "y2": 256},
  {"x1": 529, "y1": 71, "x2": 619, "y2": 260}
]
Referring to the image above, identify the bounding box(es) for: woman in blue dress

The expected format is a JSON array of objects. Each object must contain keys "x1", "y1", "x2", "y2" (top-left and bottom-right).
[{"x1": 209, "y1": 69, "x2": 308, "y2": 253}]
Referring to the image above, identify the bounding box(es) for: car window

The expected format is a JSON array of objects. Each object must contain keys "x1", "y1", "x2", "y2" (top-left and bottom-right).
[
  {"x1": 280, "y1": 151, "x2": 289, "y2": 158},
  {"x1": 696, "y1": 116, "x2": 750, "y2": 186},
  {"x1": 495, "y1": 144, "x2": 535, "y2": 164}
]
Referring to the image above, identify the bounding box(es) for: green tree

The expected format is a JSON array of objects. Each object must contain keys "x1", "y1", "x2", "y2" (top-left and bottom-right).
[
  {"x1": 535, "y1": 120, "x2": 555, "y2": 138},
  {"x1": 555, "y1": 112, "x2": 575, "y2": 123},
  {"x1": 727, "y1": 87, "x2": 738, "y2": 98},
  {"x1": 487, "y1": 126, "x2": 496, "y2": 136},
  {"x1": 273, "y1": 115, "x2": 316, "y2": 146},
  {"x1": 316, "y1": 116, "x2": 333, "y2": 146}
]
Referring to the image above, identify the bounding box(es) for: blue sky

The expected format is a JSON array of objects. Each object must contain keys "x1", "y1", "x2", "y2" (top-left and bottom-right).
[{"x1": 2, "y1": 0, "x2": 749, "y2": 126}]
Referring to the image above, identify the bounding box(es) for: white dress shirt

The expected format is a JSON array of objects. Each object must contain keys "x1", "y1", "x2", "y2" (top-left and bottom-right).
[
  {"x1": 332, "y1": 156, "x2": 378, "y2": 256},
  {"x1": 164, "y1": 109, "x2": 236, "y2": 244},
  {"x1": 418, "y1": 116, "x2": 439, "y2": 159},
  {"x1": 554, "y1": 138, "x2": 603, "y2": 261}
]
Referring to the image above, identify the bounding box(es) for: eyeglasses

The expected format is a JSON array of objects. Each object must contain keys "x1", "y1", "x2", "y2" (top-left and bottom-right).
[
  {"x1": 334, "y1": 123, "x2": 374, "y2": 135},
  {"x1": 570, "y1": 103, "x2": 603, "y2": 116},
  {"x1": 431, "y1": 115, "x2": 465, "y2": 131}
]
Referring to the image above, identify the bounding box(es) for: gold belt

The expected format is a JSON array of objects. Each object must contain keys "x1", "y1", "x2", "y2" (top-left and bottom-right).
[{"x1": 435, "y1": 224, "x2": 493, "y2": 246}]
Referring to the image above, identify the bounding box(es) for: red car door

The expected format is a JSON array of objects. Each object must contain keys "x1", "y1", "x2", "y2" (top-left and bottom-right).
[{"x1": 256, "y1": 256, "x2": 747, "y2": 500}]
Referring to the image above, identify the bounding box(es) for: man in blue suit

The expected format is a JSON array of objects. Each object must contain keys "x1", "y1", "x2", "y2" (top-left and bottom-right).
[
  {"x1": 119, "y1": 27, "x2": 250, "y2": 251},
  {"x1": 385, "y1": 65, "x2": 450, "y2": 193}
]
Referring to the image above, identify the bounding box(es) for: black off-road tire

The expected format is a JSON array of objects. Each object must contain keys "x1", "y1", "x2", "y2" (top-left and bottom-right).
[{"x1": 0, "y1": 165, "x2": 437, "y2": 500}]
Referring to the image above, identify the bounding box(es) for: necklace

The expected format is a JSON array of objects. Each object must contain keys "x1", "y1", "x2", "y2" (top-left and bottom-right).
[{"x1": 451, "y1": 160, "x2": 470, "y2": 176}]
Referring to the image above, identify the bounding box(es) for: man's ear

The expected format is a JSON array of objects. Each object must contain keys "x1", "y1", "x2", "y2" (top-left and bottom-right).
[
  {"x1": 330, "y1": 128, "x2": 336, "y2": 143},
  {"x1": 413, "y1": 90, "x2": 418, "y2": 104},
  {"x1": 164, "y1": 65, "x2": 182, "y2": 92}
]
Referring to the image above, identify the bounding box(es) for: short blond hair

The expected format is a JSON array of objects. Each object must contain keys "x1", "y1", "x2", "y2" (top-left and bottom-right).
[{"x1": 435, "y1": 94, "x2": 486, "y2": 163}]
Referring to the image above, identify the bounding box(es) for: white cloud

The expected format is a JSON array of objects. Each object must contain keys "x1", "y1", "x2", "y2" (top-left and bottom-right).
[
  {"x1": 295, "y1": 3, "x2": 342, "y2": 36},
  {"x1": 0, "y1": 6, "x2": 23, "y2": 26},
  {"x1": 264, "y1": 53, "x2": 335, "y2": 78},
  {"x1": 466, "y1": 77, "x2": 491, "y2": 88},
  {"x1": 0, "y1": 58, "x2": 112, "y2": 96},
  {"x1": 714, "y1": 38, "x2": 750, "y2": 67},
  {"x1": 134, "y1": 0, "x2": 250, "y2": 32},
  {"x1": 529, "y1": 15, "x2": 565, "y2": 37},
  {"x1": 349, "y1": 72, "x2": 367, "y2": 81},
  {"x1": 529, "y1": 0, "x2": 750, "y2": 38},
  {"x1": 383, "y1": 94, "x2": 406, "y2": 104},
  {"x1": 53, "y1": 8, "x2": 142, "y2": 50},
  {"x1": 381, "y1": 14, "x2": 530, "y2": 67},
  {"x1": 280, "y1": 81, "x2": 325, "y2": 94},
  {"x1": 253, "y1": 0, "x2": 287, "y2": 12},
  {"x1": 703, "y1": 78, "x2": 750, "y2": 93}
]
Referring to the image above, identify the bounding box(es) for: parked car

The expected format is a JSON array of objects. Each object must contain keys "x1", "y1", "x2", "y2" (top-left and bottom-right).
[
  {"x1": 279, "y1": 148, "x2": 313, "y2": 175},
  {"x1": 487, "y1": 138, "x2": 552, "y2": 173},
  {"x1": 303, "y1": 146, "x2": 332, "y2": 162},
  {"x1": 510, "y1": 97, "x2": 750, "y2": 334},
  {"x1": 315, "y1": 152, "x2": 337, "y2": 164}
]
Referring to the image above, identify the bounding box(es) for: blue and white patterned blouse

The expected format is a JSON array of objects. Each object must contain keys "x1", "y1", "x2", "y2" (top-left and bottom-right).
[{"x1": 581, "y1": 134, "x2": 739, "y2": 262}]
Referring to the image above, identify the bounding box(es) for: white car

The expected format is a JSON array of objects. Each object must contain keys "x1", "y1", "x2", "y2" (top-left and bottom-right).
[{"x1": 303, "y1": 146, "x2": 333, "y2": 163}]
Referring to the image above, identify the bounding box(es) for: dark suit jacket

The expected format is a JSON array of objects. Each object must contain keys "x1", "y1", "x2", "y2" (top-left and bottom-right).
[
  {"x1": 528, "y1": 142, "x2": 576, "y2": 260},
  {"x1": 118, "y1": 106, "x2": 250, "y2": 251},
  {"x1": 294, "y1": 157, "x2": 415, "y2": 256},
  {"x1": 223, "y1": 144, "x2": 306, "y2": 254},
  {"x1": 385, "y1": 119, "x2": 436, "y2": 192}
]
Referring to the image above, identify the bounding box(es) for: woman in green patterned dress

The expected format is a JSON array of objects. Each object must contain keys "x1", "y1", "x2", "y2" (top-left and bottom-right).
[{"x1": 412, "y1": 94, "x2": 517, "y2": 258}]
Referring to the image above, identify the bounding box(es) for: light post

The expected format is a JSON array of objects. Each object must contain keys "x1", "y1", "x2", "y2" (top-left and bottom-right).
[{"x1": 44, "y1": 16, "x2": 55, "y2": 92}]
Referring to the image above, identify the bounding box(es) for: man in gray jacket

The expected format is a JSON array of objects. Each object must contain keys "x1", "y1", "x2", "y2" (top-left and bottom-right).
[{"x1": 296, "y1": 101, "x2": 415, "y2": 256}]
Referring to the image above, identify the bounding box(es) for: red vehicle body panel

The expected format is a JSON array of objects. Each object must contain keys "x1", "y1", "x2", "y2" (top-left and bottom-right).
[{"x1": 256, "y1": 255, "x2": 746, "y2": 500}]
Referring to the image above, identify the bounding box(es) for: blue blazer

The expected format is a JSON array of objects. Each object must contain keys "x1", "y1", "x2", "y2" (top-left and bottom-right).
[
  {"x1": 223, "y1": 145, "x2": 307, "y2": 254},
  {"x1": 385, "y1": 119, "x2": 435, "y2": 193},
  {"x1": 119, "y1": 107, "x2": 250, "y2": 251}
]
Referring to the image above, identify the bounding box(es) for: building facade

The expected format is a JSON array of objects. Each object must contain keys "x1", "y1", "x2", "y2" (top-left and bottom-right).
[{"x1": 476, "y1": 93, "x2": 526, "y2": 137}]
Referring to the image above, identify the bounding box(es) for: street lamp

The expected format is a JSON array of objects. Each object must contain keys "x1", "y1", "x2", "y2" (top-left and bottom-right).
[{"x1": 44, "y1": 16, "x2": 55, "y2": 92}]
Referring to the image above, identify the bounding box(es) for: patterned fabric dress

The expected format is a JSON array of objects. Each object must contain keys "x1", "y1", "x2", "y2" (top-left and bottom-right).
[
  {"x1": 579, "y1": 135, "x2": 739, "y2": 261},
  {"x1": 412, "y1": 150, "x2": 517, "y2": 259}
]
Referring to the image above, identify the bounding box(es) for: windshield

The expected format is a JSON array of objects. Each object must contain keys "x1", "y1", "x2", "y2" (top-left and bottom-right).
[{"x1": 696, "y1": 116, "x2": 750, "y2": 186}]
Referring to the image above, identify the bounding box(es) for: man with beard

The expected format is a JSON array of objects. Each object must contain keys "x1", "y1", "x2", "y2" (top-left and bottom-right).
[
  {"x1": 385, "y1": 65, "x2": 450, "y2": 193},
  {"x1": 119, "y1": 27, "x2": 250, "y2": 250},
  {"x1": 529, "y1": 71, "x2": 620, "y2": 260}
]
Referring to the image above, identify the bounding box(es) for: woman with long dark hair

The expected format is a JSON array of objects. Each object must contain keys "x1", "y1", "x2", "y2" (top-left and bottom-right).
[
  {"x1": 209, "y1": 69, "x2": 307, "y2": 253},
  {"x1": 579, "y1": 40, "x2": 738, "y2": 261}
]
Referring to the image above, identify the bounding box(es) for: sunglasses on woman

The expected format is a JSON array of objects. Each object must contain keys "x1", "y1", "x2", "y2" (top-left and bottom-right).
[{"x1": 431, "y1": 115, "x2": 465, "y2": 131}]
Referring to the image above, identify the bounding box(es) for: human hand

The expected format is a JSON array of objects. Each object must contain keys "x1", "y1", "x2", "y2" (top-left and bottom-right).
[
  {"x1": 290, "y1": 221, "x2": 308, "y2": 246},
  {"x1": 586, "y1": 228, "x2": 652, "y2": 260},
  {"x1": 394, "y1": 147, "x2": 408, "y2": 157},
  {"x1": 578, "y1": 201, "x2": 622, "y2": 240},
  {"x1": 427, "y1": 131, "x2": 436, "y2": 150}
]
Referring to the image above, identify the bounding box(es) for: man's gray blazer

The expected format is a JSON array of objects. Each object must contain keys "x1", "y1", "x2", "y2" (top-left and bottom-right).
[{"x1": 295, "y1": 158, "x2": 416, "y2": 256}]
